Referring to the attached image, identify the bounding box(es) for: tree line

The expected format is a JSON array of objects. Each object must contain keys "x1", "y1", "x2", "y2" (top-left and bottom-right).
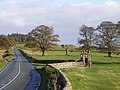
[
  {"x1": 0, "y1": 21, "x2": 120, "y2": 57},
  {"x1": 78, "y1": 21, "x2": 120, "y2": 57},
  {"x1": 0, "y1": 33, "x2": 27, "y2": 49}
]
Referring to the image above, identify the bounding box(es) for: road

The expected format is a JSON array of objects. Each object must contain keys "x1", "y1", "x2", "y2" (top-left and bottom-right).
[{"x1": 0, "y1": 49, "x2": 41, "y2": 90}]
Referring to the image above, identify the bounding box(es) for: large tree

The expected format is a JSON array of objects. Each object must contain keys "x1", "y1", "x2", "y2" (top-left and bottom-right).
[
  {"x1": 78, "y1": 25, "x2": 96, "y2": 52},
  {"x1": 96, "y1": 21, "x2": 120, "y2": 57},
  {"x1": 28, "y1": 25, "x2": 60, "y2": 56}
]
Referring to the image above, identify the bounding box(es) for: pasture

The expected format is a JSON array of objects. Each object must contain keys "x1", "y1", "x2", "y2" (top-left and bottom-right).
[{"x1": 19, "y1": 45, "x2": 120, "y2": 90}]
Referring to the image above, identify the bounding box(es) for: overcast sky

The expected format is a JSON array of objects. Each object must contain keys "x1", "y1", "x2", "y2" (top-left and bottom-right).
[{"x1": 0, "y1": 0, "x2": 120, "y2": 45}]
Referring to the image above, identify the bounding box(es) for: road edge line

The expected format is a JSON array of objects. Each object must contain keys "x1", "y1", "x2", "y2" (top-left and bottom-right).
[{"x1": 0, "y1": 62, "x2": 21, "y2": 90}]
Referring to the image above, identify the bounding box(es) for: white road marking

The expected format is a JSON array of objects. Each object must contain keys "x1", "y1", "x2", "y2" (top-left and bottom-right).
[{"x1": 0, "y1": 62, "x2": 21, "y2": 90}]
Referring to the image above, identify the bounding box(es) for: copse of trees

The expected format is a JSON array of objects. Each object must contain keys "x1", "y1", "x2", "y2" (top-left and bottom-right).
[
  {"x1": 0, "y1": 33, "x2": 28, "y2": 50},
  {"x1": 10, "y1": 33, "x2": 28, "y2": 44},
  {"x1": 28, "y1": 25, "x2": 60, "y2": 56},
  {"x1": 0, "y1": 35, "x2": 13, "y2": 49},
  {"x1": 78, "y1": 21, "x2": 120, "y2": 57}
]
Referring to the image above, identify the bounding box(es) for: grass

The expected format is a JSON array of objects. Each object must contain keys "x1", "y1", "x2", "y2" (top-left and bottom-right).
[
  {"x1": 0, "y1": 60, "x2": 7, "y2": 71},
  {"x1": 0, "y1": 50, "x2": 13, "y2": 71},
  {"x1": 35, "y1": 65, "x2": 62, "y2": 90},
  {"x1": 0, "y1": 50, "x2": 6, "y2": 70},
  {"x1": 92, "y1": 53, "x2": 120, "y2": 63},
  {"x1": 23, "y1": 49, "x2": 120, "y2": 90},
  {"x1": 19, "y1": 45, "x2": 120, "y2": 90},
  {"x1": 23, "y1": 49, "x2": 80, "y2": 60},
  {"x1": 23, "y1": 48, "x2": 120, "y2": 62},
  {"x1": 60, "y1": 53, "x2": 120, "y2": 90},
  {"x1": 61, "y1": 64, "x2": 120, "y2": 90},
  {"x1": 35, "y1": 65, "x2": 48, "y2": 90}
]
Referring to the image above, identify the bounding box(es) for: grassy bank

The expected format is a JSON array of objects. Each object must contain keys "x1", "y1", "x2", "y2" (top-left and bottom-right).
[
  {"x1": 0, "y1": 61, "x2": 7, "y2": 71},
  {"x1": 0, "y1": 50, "x2": 13, "y2": 71},
  {"x1": 35, "y1": 65, "x2": 66, "y2": 90},
  {"x1": 35, "y1": 65, "x2": 48, "y2": 90}
]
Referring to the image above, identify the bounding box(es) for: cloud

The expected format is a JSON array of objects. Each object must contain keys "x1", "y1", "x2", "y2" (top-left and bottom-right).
[
  {"x1": 0, "y1": 0, "x2": 120, "y2": 44},
  {"x1": 104, "y1": 0, "x2": 120, "y2": 7}
]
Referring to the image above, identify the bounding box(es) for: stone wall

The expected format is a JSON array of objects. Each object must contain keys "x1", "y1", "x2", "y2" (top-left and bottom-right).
[
  {"x1": 58, "y1": 70, "x2": 72, "y2": 90},
  {"x1": 50, "y1": 61, "x2": 83, "y2": 69},
  {"x1": 49, "y1": 61, "x2": 83, "y2": 90}
]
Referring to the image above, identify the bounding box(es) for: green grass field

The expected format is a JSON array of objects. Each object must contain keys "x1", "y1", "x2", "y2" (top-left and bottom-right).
[
  {"x1": 61, "y1": 64, "x2": 120, "y2": 90},
  {"x1": 23, "y1": 48, "x2": 81, "y2": 60},
  {"x1": 19, "y1": 45, "x2": 120, "y2": 90},
  {"x1": 59, "y1": 53, "x2": 120, "y2": 90}
]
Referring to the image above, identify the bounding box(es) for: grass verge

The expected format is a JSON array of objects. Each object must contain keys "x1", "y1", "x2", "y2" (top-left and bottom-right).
[
  {"x1": 0, "y1": 50, "x2": 13, "y2": 71},
  {"x1": 35, "y1": 65, "x2": 48, "y2": 90}
]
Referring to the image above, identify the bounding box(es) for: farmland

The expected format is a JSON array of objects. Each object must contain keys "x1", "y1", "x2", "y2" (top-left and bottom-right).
[{"x1": 21, "y1": 46, "x2": 120, "y2": 90}]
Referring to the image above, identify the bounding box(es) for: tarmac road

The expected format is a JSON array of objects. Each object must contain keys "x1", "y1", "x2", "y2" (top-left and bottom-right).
[{"x1": 0, "y1": 48, "x2": 41, "y2": 90}]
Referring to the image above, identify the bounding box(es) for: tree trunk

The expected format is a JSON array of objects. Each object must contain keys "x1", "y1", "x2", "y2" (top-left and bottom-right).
[
  {"x1": 108, "y1": 52, "x2": 112, "y2": 57},
  {"x1": 65, "y1": 48, "x2": 68, "y2": 55},
  {"x1": 42, "y1": 49, "x2": 45, "y2": 56}
]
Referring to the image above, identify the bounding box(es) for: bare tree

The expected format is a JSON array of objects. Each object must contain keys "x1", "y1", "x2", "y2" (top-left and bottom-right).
[
  {"x1": 28, "y1": 25, "x2": 60, "y2": 56},
  {"x1": 96, "y1": 21, "x2": 120, "y2": 57}
]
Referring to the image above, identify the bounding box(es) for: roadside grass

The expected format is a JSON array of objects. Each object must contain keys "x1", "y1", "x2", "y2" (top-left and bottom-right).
[
  {"x1": 0, "y1": 50, "x2": 13, "y2": 71},
  {"x1": 0, "y1": 61, "x2": 7, "y2": 71},
  {"x1": 0, "y1": 50, "x2": 6, "y2": 70},
  {"x1": 35, "y1": 65, "x2": 48, "y2": 90}
]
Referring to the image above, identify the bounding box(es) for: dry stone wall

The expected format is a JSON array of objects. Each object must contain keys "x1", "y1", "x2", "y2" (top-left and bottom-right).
[
  {"x1": 50, "y1": 61, "x2": 83, "y2": 69},
  {"x1": 49, "y1": 61, "x2": 83, "y2": 90}
]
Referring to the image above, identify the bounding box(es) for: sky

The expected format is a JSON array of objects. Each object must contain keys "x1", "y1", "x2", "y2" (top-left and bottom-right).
[{"x1": 0, "y1": 0, "x2": 120, "y2": 45}]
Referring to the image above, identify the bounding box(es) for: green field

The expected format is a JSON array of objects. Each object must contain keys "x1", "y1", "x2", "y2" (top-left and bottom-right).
[
  {"x1": 23, "y1": 48, "x2": 120, "y2": 62},
  {"x1": 59, "y1": 53, "x2": 120, "y2": 90},
  {"x1": 23, "y1": 49, "x2": 120, "y2": 89},
  {"x1": 19, "y1": 45, "x2": 120, "y2": 90},
  {"x1": 61, "y1": 64, "x2": 120, "y2": 90},
  {"x1": 23, "y1": 49, "x2": 78, "y2": 60}
]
